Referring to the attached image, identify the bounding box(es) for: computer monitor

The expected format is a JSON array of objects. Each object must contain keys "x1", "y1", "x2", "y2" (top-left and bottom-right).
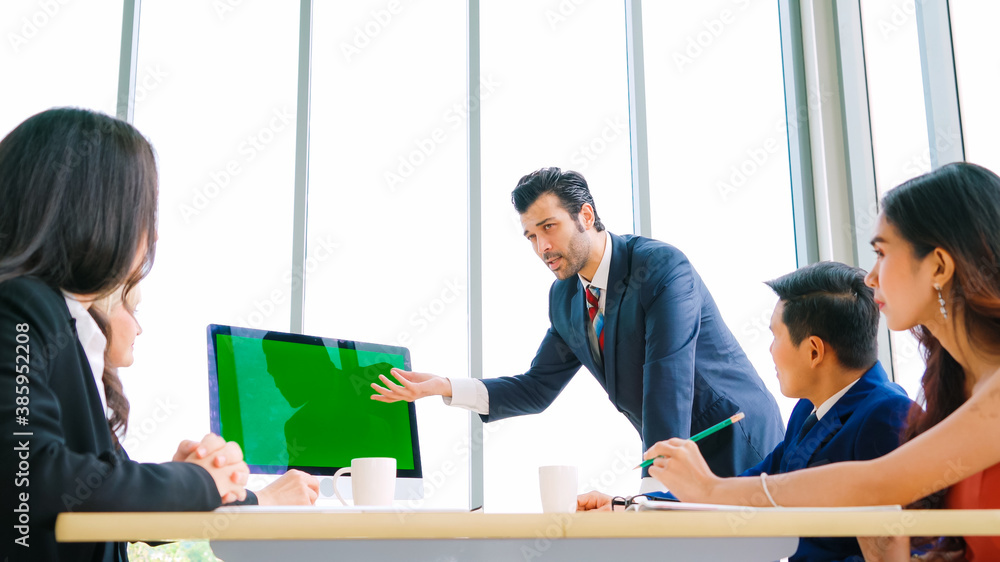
[{"x1": 206, "y1": 324, "x2": 423, "y2": 500}]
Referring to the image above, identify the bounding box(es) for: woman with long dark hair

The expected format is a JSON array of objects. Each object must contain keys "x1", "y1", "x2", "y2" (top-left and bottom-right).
[
  {"x1": 0, "y1": 108, "x2": 251, "y2": 561},
  {"x1": 642, "y1": 162, "x2": 1000, "y2": 560}
]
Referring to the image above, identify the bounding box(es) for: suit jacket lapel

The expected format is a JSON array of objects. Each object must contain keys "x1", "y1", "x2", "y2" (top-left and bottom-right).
[
  {"x1": 67, "y1": 312, "x2": 115, "y2": 453},
  {"x1": 782, "y1": 364, "x2": 885, "y2": 471},
  {"x1": 784, "y1": 412, "x2": 843, "y2": 471},
  {"x1": 602, "y1": 233, "x2": 629, "y2": 405}
]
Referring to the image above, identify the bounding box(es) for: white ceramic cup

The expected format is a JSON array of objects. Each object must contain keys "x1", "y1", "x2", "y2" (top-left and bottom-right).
[
  {"x1": 331, "y1": 457, "x2": 396, "y2": 507},
  {"x1": 538, "y1": 465, "x2": 578, "y2": 513}
]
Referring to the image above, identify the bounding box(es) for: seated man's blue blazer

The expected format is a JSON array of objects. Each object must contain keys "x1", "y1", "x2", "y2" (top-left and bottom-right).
[
  {"x1": 741, "y1": 361, "x2": 913, "y2": 562},
  {"x1": 481, "y1": 233, "x2": 785, "y2": 476}
]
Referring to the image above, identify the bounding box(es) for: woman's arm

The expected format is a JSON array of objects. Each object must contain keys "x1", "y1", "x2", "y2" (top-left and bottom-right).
[{"x1": 648, "y1": 367, "x2": 1000, "y2": 507}]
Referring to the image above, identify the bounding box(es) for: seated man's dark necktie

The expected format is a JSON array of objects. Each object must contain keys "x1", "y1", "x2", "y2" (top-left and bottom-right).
[{"x1": 796, "y1": 412, "x2": 819, "y2": 443}]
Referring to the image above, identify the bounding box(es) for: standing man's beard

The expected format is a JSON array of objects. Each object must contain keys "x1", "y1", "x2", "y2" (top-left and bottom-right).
[{"x1": 545, "y1": 224, "x2": 591, "y2": 280}]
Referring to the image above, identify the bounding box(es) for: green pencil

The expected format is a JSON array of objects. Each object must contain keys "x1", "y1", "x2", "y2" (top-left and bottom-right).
[{"x1": 635, "y1": 412, "x2": 746, "y2": 470}]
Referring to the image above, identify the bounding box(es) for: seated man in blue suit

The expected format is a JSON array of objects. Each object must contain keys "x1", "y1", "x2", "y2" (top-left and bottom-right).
[
  {"x1": 371, "y1": 167, "x2": 784, "y2": 482},
  {"x1": 580, "y1": 261, "x2": 914, "y2": 562}
]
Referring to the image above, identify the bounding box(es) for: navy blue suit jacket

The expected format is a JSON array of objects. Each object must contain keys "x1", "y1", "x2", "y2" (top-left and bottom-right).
[
  {"x1": 481, "y1": 233, "x2": 785, "y2": 476},
  {"x1": 741, "y1": 361, "x2": 913, "y2": 562}
]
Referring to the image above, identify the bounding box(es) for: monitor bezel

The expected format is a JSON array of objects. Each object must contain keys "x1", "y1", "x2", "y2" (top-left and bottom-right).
[{"x1": 207, "y1": 323, "x2": 422, "y2": 478}]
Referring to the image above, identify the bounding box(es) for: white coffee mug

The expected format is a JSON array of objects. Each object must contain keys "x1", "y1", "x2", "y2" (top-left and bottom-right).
[
  {"x1": 539, "y1": 465, "x2": 578, "y2": 513},
  {"x1": 331, "y1": 457, "x2": 397, "y2": 507}
]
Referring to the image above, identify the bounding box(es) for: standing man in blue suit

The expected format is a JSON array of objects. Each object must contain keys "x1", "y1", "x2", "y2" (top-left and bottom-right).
[
  {"x1": 372, "y1": 167, "x2": 784, "y2": 480},
  {"x1": 582, "y1": 261, "x2": 913, "y2": 562}
]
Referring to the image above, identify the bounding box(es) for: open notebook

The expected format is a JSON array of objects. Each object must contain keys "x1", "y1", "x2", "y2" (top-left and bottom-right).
[{"x1": 636, "y1": 498, "x2": 901, "y2": 512}]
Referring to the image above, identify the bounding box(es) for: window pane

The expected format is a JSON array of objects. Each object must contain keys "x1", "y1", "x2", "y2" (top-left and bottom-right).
[
  {"x1": 304, "y1": 0, "x2": 469, "y2": 509},
  {"x1": 481, "y1": 0, "x2": 636, "y2": 512},
  {"x1": 128, "y1": 2, "x2": 300, "y2": 464},
  {"x1": 643, "y1": 1, "x2": 797, "y2": 420},
  {"x1": 860, "y1": 0, "x2": 930, "y2": 399},
  {"x1": 0, "y1": 0, "x2": 121, "y2": 136},
  {"x1": 951, "y1": 1, "x2": 1000, "y2": 173}
]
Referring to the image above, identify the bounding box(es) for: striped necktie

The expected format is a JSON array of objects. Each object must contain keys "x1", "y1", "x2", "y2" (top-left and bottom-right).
[{"x1": 585, "y1": 284, "x2": 604, "y2": 354}]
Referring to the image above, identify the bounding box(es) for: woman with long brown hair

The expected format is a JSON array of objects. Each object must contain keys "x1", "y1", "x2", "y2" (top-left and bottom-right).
[
  {"x1": 0, "y1": 108, "x2": 251, "y2": 561},
  {"x1": 642, "y1": 162, "x2": 1000, "y2": 560}
]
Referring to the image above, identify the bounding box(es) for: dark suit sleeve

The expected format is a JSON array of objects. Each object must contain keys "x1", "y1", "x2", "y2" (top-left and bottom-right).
[
  {"x1": 639, "y1": 257, "x2": 702, "y2": 448},
  {"x1": 0, "y1": 280, "x2": 222, "y2": 531},
  {"x1": 738, "y1": 441, "x2": 785, "y2": 477},
  {"x1": 852, "y1": 395, "x2": 912, "y2": 461},
  {"x1": 232, "y1": 490, "x2": 258, "y2": 505},
  {"x1": 480, "y1": 326, "x2": 582, "y2": 422}
]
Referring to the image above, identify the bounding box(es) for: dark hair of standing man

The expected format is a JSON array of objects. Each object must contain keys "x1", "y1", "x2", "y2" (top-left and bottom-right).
[
  {"x1": 511, "y1": 167, "x2": 605, "y2": 232},
  {"x1": 765, "y1": 261, "x2": 879, "y2": 370}
]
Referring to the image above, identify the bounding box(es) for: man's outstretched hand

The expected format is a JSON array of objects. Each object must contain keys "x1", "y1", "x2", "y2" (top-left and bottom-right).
[{"x1": 370, "y1": 369, "x2": 452, "y2": 403}]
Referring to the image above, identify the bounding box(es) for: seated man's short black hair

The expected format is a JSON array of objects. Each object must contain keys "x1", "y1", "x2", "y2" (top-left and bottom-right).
[{"x1": 765, "y1": 261, "x2": 879, "y2": 369}]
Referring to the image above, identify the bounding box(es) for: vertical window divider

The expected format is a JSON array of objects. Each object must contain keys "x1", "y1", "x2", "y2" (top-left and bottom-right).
[
  {"x1": 290, "y1": 0, "x2": 314, "y2": 334},
  {"x1": 625, "y1": 0, "x2": 651, "y2": 238},
  {"x1": 915, "y1": 0, "x2": 965, "y2": 168},
  {"x1": 778, "y1": 0, "x2": 820, "y2": 268},
  {"x1": 831, "y1": 0, "x2": 894, "y2": 378},
  {"x1": 116, "y1": 0, "x2": 141, "y2": 123},
  {"x1": 466, "y1": 0, "x2": 485, "y2": 511}
]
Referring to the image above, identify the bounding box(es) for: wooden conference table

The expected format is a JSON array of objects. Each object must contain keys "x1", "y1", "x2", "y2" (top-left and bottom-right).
[{"x1": 57, "y1": 508, "x2": 1000, "y2": 561}]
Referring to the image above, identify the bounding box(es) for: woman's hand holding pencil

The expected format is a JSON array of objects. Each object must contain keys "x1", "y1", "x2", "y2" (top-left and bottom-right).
[
  {"x1": 638, "y1": 412, "x2": 745, "y2": 502},
  {"x1": 635, "y1": 412, "x2": 745, "y2": 469}
]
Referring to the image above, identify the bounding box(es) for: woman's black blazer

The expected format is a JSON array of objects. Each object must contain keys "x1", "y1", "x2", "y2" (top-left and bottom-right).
[{"x1": 1, "y1": 277, "x2": 230, "y2": 561}]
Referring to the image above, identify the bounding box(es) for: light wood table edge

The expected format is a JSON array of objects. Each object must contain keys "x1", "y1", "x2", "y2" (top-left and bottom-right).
[
  {"x1": 55, "y1": 510, "x2": 1000, "y2": 543},
  {"x1": 57, "y1": 512, "x2": 550, "y2": 543}
]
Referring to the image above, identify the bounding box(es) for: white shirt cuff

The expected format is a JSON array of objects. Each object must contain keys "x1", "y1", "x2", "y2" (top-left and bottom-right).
[
  {"x1": 441, "y1": 377, "x2": 489, "y2": 415},
  {"x1": 639, "y1": 476, "x2": 666, "y2": 494}
]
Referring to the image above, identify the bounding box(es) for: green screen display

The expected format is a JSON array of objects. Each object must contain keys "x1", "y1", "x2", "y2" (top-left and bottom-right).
[{"x1": 212, "y1": 332, "x2": 417, "y2": 473}]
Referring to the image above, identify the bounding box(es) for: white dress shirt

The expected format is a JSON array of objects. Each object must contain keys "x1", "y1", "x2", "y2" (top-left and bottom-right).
[
  {"x1": 446, "y1": 231, "x2": 613, "y2": 414},
  {"x1": 63, "y1": 293, "x2": 109, "y2": 418},
  {"x1": 814, "y1": 377, "x2": 859, "y2": 421}
]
